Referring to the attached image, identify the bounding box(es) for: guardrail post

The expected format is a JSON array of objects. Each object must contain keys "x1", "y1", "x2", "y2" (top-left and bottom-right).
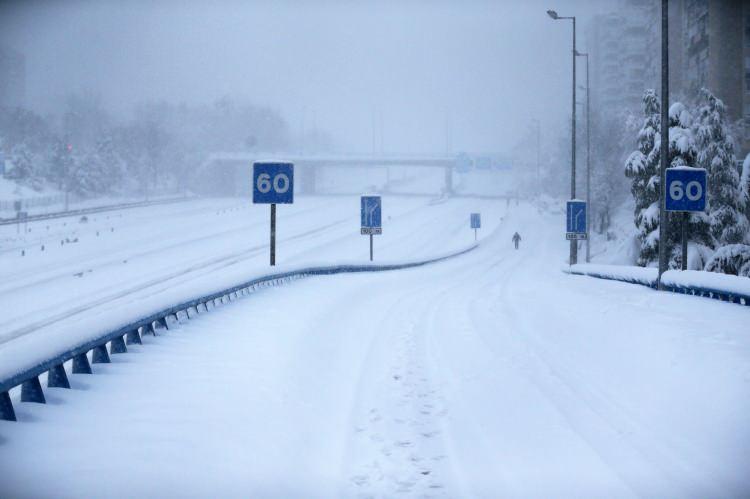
[
  {"x1": 92, "y1": 344, "x2": 110, "y2": 364},
  {"x1": 21, "y1": 376, "x2": 46, "y2": 403},
  {"x1": 126, "y1": 329, "x2": 142, "y2": 345},
  {"x1": 0, "y1": 391, "x2": 16, "y2": 421},
  {"x1": 72, "y1": 352, "x2": 92, "y2": 374},
  {"x1": 175, "y1": 311, "x2": 187, "y2": 324},
  {"x1": 47, "y1": 364, "x2": 70, "y2": 388},
  {"x1": 165, "y1": 314, "x2": 179, "y2": 330},
  {"x1": 110, "y1": 335, "x2": 127, "y2": 354},
  {"x1": 151, "y1": 319, "x2": 165, "y2": 335}
]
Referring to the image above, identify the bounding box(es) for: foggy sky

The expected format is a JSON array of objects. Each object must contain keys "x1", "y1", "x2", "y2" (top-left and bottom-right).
[{"x1": 1, "y1": 0, "x2": 613, "y2": 154}]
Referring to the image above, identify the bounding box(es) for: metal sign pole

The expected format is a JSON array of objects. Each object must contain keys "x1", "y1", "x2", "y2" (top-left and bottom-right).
[
  {"x1": 369, "y1": 233, "x2": 373, "y2": 261},
  {"x1": 474, "y1": 228, "x2": 477, "y2": 241},
  {"x1": 681, "y1": 212, "x2": 688, "y2": 270},
  {"x1": 270, "y1": 203, "x2": 276, "y2": 266}
]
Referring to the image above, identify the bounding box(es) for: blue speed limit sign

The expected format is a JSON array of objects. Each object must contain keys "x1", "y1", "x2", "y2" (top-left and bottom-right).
[
  {"x1": 253, "y1": 162, "x2": 294, "y2": 204},
  {"x1": 665, "y1": 167, "x2": 706, "y2": 212}
]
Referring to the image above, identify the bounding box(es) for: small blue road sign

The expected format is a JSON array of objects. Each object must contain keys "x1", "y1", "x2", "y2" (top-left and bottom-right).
[
  {"x1": 470, "y1": 213, "x2": 481, "y2": 229},
  {"x1": 566, "y1": 200, "x2": 587, "y2": 239},
  {"x1": 455, "y1": 153, "x2": 472, "y2": 173},
  {"x1": 665, "y1": 167, "x2": 706, "y2": 212},
  {"x1": 253, "y1": 162, "x2": 294, "y2": 204},
  {"x1": 361, "y1": 196, "x2": 382, "y2": 235}
]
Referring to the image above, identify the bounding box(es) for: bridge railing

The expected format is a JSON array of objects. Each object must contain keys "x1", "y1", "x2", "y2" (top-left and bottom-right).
[
  {"x1": 564, "y1": 263, "x2": 750, "y2": 306},
  {"x1": 0, "y1": 245, "x2": 477, "y2": 422}
]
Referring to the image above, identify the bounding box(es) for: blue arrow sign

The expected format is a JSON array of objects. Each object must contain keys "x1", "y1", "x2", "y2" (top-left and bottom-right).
[
  {"x1": 361, "y1": 196, "x2": 382, "y2": 234},
  {"x1": 665, "y1": 167, "x2": 707, "y2": 212},
  {"x1": 566, "y1": 200, "x2": 587, "y2": 235},
  {"x1": 470, "y1": 213, "x2": 481, "y2": 229},
  {"x1": 253, "y1": 162, "x2": 294, "y2": 204}
]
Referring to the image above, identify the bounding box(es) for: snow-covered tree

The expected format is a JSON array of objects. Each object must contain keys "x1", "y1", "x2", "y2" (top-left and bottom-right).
[
  {"x1": 95, "y1": 132, "x2": 124, "y2": 193},
  {"x1": 6, "y1": 143, "x2": 34, "y2": 181},
  {"x1": 704, "y1": 244, "x2": 750, "y2": 277},
  {"x1": 667, "y1": 102, "x2": 712, "y2": 269},
  {"x1": 624, "y1": 91, "x2": 714, "y2": 268},
  {"x1": 741, "y1": 153, "x2": 750, "y2": 242},
  {"x1": 625, "y1": 90, "x2": 662, "y2": 266},
  {"x1": 48, "y1": 139, "x2": 74, "y2": 189},
  {"x1": 590, "y1": 108, "x2": 636, "y2": 234},
  {"x1": 693, "y1": 88, "x2": 749, "y2": 245}
]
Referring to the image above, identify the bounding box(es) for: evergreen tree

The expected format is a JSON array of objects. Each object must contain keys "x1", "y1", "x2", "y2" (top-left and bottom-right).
[
  {"x1": 666, "y1": 102, "x2": 712, "y2": 269},
  {"x1": 7, "y1": 143, "x2": 34, "y2": 181},
  {"x1": 48, "y1": 139, "x2": 74, "y2": 190},
  {"x1": 95, "y1": 132, "x2": 124, "y2": 193},
  {"x1": 693, "y1": 88, "x2": 749, "y2": 245},
  {"x1": 740, "y1": 154, "x2": 750, "y2": 243},
  {"x1": 625, "y1": 90, "x2": 662, "y2": 266}
]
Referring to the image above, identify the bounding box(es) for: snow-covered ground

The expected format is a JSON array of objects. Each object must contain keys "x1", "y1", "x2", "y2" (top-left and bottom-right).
[
  {"x1": 0, "y1": 195, "x2": 504, "y2": 382},
  {"x1": 0, "y1": 176, "x2": 187, "y2": 218},
  {"x1": 1, "y1": 195, "x2": 748, "y2": 497}
]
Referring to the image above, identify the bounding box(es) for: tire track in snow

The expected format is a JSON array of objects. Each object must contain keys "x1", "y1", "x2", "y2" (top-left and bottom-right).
[
  {"x1": 342, "y1": 279, "x2": 455, "y2": 497},
  {"x1": 0, "y1": 218, "x2": 347, "y2": 345}
]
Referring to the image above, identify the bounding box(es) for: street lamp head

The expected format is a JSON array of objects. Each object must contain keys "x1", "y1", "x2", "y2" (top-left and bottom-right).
[
  {"x1": 547, "y1": 9, "x2": 559, "y2": 20},
  {"x1": 575, "y1": 50, "x2": 588, "y2": 57}
]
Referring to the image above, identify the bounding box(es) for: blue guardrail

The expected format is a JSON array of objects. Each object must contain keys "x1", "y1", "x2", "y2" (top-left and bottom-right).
[{"x1": 564, "y1": 268, "x2": 750, "y2": 306}]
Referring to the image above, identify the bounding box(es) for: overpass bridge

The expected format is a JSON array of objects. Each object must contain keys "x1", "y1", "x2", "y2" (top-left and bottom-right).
[{"x1": 200, "y1": 153, "x2": 458, "y2": 196}]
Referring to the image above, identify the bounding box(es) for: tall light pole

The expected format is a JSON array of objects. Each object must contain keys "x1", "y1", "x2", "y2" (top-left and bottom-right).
[
  {"x1": 576, "y1": 50, "x2": 591, "y2": 262},
  {"x1": 657, "y1": 0, "x2": 670, "y2": 288},
  {"x1": 548, "y1": 9, "x2": 578, "y2": 265}
]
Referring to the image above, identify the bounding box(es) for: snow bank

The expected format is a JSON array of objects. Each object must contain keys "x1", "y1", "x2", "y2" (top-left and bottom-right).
[
  {"x1": 565, "y1": 263, "x2": 750, "y2": 302},
  {"x1": 565, "y1": 263, "x2": 657, "y2": 287},
  {"x1": 661, "y1": 269, "x2": 750, "y2": 297}
]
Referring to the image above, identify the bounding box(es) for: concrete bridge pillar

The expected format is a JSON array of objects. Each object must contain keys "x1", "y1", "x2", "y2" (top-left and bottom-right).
[{"x1": 444, "y1": 166, "x2": 453, "y2": 195}]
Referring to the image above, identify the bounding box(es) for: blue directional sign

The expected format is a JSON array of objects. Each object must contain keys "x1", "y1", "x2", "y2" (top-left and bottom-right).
[
  {"x1": 665, "y1": 167, "x2": 706, "y2": 212},
  {"x1": 456, "y1": 153, "x2": 473, "y2": 173},
  {"x1": 566, "y1": 200, "x2": 587, "y2": 239},
  {"x1": 470, "y1": 213, "x2": 481, "y2": 229},
  {"x1": 361, "y1": 196, "x2": 382, "y2": 235},
  {"x1": 253, "y1": 162, "x2": 294, "y2": 204}
]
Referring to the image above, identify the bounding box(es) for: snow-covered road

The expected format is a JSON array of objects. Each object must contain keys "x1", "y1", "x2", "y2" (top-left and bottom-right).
[{"x1": 1, "y1": 198, "x2": 749, "y2": 498}]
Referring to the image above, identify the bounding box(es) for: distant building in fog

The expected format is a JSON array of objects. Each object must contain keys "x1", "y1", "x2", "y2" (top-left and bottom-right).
[
  {"x1": 0, "y1": 46, "x2": 25, "y2": 108},
  {"x1": 586, "y1": 0, "x2": 658, "y2": 116},
  {"x1": 587, "y1": 0, "x2": 750, "y2": 155},
  {"x1": 674, "y1": 0, "x2": 750, "y2": 154}
]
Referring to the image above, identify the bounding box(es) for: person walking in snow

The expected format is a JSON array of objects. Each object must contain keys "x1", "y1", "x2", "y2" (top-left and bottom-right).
[{"x1": 512, "y1": 232, "x2": 521, "y2": 249}]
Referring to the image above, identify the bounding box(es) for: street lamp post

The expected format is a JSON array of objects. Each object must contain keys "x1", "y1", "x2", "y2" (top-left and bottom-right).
[
  {"x1": 548, "y1": 9, "x2": 578, "y2": 265},
  {"x1": 657, "y1": 0, "x2": 670, "y2": 288},
  {"x1": 576, "y1": 50, "x2": 591, "y2": 262}
]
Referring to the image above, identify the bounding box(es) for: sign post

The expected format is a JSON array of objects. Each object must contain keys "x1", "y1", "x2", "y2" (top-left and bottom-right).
[
  {"x1": 470, "y1": 213, "x2": 481, "y2": 241},
  {"x1": 360, "y1": 196, "x2": 382, "y2": 261},
  {"x1": 665, "y1": 167, "x2": 706, "y2": 270},
  {"x1": 253, "y1": 162, "x2": 294, "y2": 266},
  {"x1": 566, "y1": 200, "x2": 587, "y2": 244},
  {"x1": 13, "y1": 200, "x2": 22, "y2": 235}
]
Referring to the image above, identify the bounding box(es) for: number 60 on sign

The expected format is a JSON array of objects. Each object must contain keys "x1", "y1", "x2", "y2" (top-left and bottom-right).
[
  {"x1": 665, "y1": 167, "x2": 706, "y2": 212},
  {"x1": 253, "y1": 162, "x2": 294, "y2": 204}
]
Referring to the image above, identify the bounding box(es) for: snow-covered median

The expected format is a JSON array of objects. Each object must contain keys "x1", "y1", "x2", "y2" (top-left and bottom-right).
[{"x1": 565, "y1": 263, "x2": 750, "y2": 302}]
